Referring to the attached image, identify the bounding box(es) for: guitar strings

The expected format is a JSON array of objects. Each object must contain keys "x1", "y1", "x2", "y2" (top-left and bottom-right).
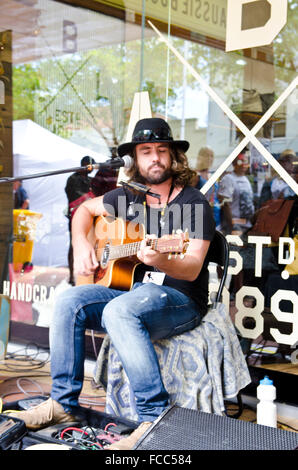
[{"x1": 95, "y1": 235, "x2": 183, "y2": 260}]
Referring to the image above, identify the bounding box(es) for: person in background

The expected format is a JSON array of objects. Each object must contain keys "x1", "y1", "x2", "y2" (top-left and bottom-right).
[
  {"x1": 13, "y1": 179, "x2": 30, "y2": 209},
  {"x1": 259, "y1": 149, "x2": 296, "y2": 206},
  {"x1": 90, "y1": 146, "x2": 118, "y2": 197},
  {"x1": 194, "y1": 146, "x2": 221, "y2": 228},
  {"x1": 217, "y1": 152, "x2": 255, "y2": 295},
  {"x1": 65, "y1": 156, "x2": 95, "y2": 285},
  {"x1": 91, "y1": 168, "x2": 118, "y2": 198},
  {"x1": 194, "y1": 146, "x2": 214, "y2": 188},
  {"x1": 217, "y1": 152, "x2": 254, "y2": 236}
]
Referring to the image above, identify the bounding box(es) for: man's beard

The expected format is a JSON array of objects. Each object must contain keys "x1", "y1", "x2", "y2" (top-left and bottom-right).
[{"x1": 140, "y1": 164, "x2": 173, "y2": 185}]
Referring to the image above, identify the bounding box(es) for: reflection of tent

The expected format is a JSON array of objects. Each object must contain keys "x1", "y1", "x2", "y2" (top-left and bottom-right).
[{"x1": 13, "y1": 119, "x2": 107, "y2": 267}]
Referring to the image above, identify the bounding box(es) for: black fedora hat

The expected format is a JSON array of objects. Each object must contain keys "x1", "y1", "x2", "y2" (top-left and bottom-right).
[{"x1": 117, "y1": 118, "x2": 189, "y2": 157}]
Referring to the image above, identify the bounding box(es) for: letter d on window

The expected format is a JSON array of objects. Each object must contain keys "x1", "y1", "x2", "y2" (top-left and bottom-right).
[{"x1": 226, "y1": 0, "x2": 288, "y2": 52}]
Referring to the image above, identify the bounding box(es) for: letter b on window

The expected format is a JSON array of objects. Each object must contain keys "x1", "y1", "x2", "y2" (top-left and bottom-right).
[
  {"x1": 226, "y1": 0, "x2": 288, "y2": 51},
  {"x1": 63, "y1": 20, "x2": 77, "y2": 53}
]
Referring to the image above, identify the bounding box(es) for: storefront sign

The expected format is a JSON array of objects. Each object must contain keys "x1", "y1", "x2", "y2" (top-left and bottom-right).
[
  {"x1": 98, "y1": 0, "x2": 288, "y2": 50},
  {"x1": 98, "y1": 0, "x2": 227, "y2": 40},
  {"x1": 226, "y1": 0, "x2": 288, "y2": 51}
]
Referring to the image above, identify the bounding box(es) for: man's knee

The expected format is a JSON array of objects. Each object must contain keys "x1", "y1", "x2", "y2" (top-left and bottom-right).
[
  {"x1": 101, "y1": 295, "x2": 132, "y2": 330},
  {"x1": 55, "y1": 286, "x2": 79, "y2": 310}
]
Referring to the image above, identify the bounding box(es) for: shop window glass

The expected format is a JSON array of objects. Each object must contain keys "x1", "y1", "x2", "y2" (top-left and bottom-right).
[{"x1": 0, "y1": 0, "x2": 297, "y2": 385}]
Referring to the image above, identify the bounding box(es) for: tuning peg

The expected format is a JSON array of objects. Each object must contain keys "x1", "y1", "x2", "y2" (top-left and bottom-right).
[
  {"x1": 168, "y1": 253, "x2": 172, "y2": 260},
  {"x1": 180, "y1": 253, "x2": 185, "y2": 259}
]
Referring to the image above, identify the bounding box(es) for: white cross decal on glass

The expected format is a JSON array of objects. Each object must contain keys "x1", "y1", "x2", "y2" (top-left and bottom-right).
[{"x1": 149, "y1": 20, "x2": 298, "y2": 196}]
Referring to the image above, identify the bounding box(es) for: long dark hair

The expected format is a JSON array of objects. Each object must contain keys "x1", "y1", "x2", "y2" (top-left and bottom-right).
[{"x1": 125, "y1": 144, "x2": 196, "y2": 187}]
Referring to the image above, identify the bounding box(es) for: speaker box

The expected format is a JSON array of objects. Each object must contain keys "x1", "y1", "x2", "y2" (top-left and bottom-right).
[{"x1": 134, "y1": 406, "x2": 298, "y2": 451}]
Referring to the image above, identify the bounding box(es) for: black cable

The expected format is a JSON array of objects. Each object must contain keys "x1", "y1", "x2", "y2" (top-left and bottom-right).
[{"x1": 2, "y1": 343, "x2": 50, "y2": 372}]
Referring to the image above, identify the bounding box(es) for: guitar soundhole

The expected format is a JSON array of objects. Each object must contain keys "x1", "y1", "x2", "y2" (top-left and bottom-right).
[{"x1": 94, "y1": 265, "x2": 106, "y2": 283}]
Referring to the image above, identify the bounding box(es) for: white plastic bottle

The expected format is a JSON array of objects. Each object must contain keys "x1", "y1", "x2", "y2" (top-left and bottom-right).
[{"x1": 256, "y1": 376, "x2": 277, "y2": 428}]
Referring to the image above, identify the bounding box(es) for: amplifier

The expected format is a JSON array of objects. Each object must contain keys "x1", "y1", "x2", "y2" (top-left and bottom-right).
[{"x1": 134, "y1": 405, "x2": 298, "y2": 451}]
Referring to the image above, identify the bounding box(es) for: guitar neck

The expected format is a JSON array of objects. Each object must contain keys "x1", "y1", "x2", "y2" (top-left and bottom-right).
[
  {"x1": 109, "y1": 237, "x2": 182, "y2": 260},
  {"x1": 109, "y1": 240, "x2": 142, "y2": 260}
]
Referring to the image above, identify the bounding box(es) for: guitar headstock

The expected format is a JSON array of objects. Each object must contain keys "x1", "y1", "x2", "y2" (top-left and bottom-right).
[{"x1": 156, "y1": 229, "x2": 189, "y2": 259}]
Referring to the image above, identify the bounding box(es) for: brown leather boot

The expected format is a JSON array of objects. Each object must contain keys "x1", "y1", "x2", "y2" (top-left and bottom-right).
[
  {"x1": 6, "y1": 398, "x2": 78, "y2": 430},
  {"x1": 107, "y1": 421, "x2": 153, "y2": 450}
]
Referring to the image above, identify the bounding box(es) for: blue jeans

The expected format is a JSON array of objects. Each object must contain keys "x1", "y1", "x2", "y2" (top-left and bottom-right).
[{"x1": 50, "y1": 282, "x2": 202, "y2": 422}]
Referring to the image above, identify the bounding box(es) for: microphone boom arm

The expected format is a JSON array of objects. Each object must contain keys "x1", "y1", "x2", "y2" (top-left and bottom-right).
[
  {"x1": 0, "y1": 165, "x2": 88, "y2": 183},
  {"x1": 0, "y1": 155, "x2": 131, "y2": 184}
]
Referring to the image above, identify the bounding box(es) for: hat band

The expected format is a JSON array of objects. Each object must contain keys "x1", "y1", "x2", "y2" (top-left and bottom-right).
[{"x1": 133, "y1": 128, "x2": 173, "y2": 142}]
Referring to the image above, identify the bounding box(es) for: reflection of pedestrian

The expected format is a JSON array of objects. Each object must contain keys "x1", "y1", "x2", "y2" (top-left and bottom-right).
[
  {"x1": 194, "y1": 146, "x2": 214, "y2": 185},
  {"x1": 218, "y1": 152, "x2": 254, "y2": 236},
  {"x1": 194, "y1": 146, "x2": 221, "y2": 227},
  {"x1": 259, "y1": 149, "x2": 296, "y2": 206},
  {"x1": 13, "y1": 180, "x2": 30, "y2": 209},
  {"x1": 65, "y1": 156, "x2": 95, "y2": 285},
  {"x1": 65, "y1": 156, "x2": 95, "y2": 213},
  {"x1": 91, "y1": 168, "x2": 118, "y2": 197}
]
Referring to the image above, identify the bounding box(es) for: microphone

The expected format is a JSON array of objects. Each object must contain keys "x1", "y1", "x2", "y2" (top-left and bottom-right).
[
  {"x1": 87, "y1": 155, "x2": 133, "y2": 171},
  {"x1": 119, "y1": 180, "x2": 161, "y2": 201}
]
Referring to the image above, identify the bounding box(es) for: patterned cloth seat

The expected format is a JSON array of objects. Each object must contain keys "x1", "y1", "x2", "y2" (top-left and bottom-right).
[{"x1": 93, "y1": 303, "x2": 251, "y2": 422}]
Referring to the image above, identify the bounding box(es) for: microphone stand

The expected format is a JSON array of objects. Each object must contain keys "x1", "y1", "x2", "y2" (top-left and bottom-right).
[{"x1": 0, "y1": 163, "x2": 100, "y2": 184}]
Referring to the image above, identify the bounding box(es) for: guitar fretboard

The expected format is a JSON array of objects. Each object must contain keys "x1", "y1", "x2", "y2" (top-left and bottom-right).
[
  {"x1": 96, "y1": 238, "x2": 183, "y2": 261},
  {"x1": 109, "y1": 240, "x2": 143, "y2": 260}
]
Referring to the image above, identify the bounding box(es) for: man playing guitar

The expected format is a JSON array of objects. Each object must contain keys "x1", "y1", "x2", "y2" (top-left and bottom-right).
[{"x1": 10, "y1": 118, "x2": 215, "y2": 449}]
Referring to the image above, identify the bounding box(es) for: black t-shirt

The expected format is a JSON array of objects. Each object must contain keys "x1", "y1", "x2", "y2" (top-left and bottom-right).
[{"x1": 103, "y1": 185, "x2": 215, "y2": 315}]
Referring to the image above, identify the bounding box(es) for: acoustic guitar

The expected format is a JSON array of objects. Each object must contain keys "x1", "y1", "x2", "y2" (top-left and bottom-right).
[{"x1": 75, "y1": 215, "x2": 189, "y2": 291}]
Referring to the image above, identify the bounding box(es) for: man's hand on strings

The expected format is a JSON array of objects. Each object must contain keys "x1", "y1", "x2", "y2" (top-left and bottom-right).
[{"x1": 137, "y1": 234, "x2": 164, "y2": 266}]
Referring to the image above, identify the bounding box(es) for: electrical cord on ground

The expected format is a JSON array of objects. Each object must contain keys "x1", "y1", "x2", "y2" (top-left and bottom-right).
[
  {"x1": 55, "y1": 421, "x2": 122, "y2": 449},
  {"x1": 16, "y1": 377, "x2": 45, "y2": 396},
  {"x1": 1, "y1": 341, "x2": 106, "y2": 413},
  {"x1": 0, "y1": 343, "x2": 51, "y2": 410},
  {"x1": 1, "y1": 343, "x2": 50, "y2": 373}
]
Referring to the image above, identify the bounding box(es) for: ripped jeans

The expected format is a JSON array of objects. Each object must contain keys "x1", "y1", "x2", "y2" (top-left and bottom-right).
[{"x1": 50, "y1": 282, "x2": 202, "y2": 422}]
